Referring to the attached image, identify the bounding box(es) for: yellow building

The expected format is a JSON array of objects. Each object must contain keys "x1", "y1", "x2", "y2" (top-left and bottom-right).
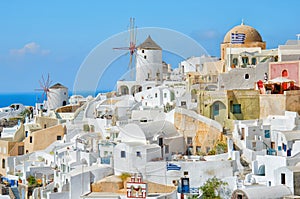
[
  {"x1": 0, "y1": 140, "x2": 24, "y2": 176},
  {"x1": 198, "y1": 89, "x2": 260, "y2": 130},
  {"x1": 24, "y1": 124, "x2": 65, "y2": 154}
]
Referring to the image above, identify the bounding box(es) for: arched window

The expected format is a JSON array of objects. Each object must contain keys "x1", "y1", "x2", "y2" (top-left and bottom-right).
[
  {"x1": 282, "y1": 69, "x2": 288, "y2": 77},
  {"x1": 2, "y1": 158, "x2": 5, "y2": 169},
  {"x1": 242, "y1": 57, "x2": 248, "y2": 65},
  {"x1": 233, "y1": 58, "x2": 238, "y2": 66},
  {"x1": 251, "y1": 57, "x2": 257, "y2": 65}
]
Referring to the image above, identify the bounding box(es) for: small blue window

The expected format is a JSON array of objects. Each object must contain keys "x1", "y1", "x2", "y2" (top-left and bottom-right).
[
  {"x1": 278, "y1": 146, "x2": 282, "y2": 151},
  {"x1": 264, "y1": 130, "x2": 270, "y2": 138},
  {"x1": 232, "y1": 104, "x2": 241, "y2": 114},
  {"x1": 283, "y1": 144, "x2": 287, "y2": 152}
]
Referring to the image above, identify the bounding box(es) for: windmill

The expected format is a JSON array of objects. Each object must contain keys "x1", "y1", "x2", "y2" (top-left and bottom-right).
[
  {"x1": 113, "y1": 17, "x2": 137, "y2": 78},
  {"x1": 35, "y1": 73, "x2": 53, "y2": 112}
]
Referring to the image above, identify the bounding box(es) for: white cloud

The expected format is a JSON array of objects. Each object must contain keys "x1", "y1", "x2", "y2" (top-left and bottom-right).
[{"x1": 10, "y1": 42, "x2": 50, "y2": 56}]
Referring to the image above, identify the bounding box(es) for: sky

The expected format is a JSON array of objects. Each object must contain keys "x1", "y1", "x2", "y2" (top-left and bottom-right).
[{"x1": 0, "y1": 0, "x2": 300, "y2": 94}]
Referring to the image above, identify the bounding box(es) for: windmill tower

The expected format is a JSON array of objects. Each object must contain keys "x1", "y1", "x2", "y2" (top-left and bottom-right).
[
  {"x1": 35, "y1": 74, "x2": 68, "y2": 112},
  {"x1": 47, "y1": 83, "x2": 68, "y2": 110},
  {"x1": 136, "y1": 36, "x2": 163, "y2": 83}
]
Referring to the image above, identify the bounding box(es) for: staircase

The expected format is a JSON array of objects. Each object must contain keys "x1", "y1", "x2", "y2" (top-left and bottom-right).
[{"x1": 74, "y1": 109, "x2": 84, "y2": 123}]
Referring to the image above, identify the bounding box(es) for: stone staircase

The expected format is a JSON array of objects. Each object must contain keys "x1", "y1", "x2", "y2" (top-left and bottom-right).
[{"x1": 74, "y1": 109, "x2": 84, "y2": 123}]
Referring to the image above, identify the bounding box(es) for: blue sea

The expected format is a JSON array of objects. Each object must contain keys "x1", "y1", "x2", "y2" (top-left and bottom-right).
[{"x1": 0, "y1": 90, "x2": 110, "y2": 108}]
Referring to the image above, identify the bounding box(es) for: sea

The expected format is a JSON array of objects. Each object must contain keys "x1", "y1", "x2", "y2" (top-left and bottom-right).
[{"x1": 0, "y1": 90, "x2": 110, "y2": 108}]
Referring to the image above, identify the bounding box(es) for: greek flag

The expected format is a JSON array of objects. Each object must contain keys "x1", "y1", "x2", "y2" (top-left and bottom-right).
[
  {"x1": 166, "y1": 162, "x2": 181, "y2": 171},
  {"x1": 231, "y1": 33, "x2": 246, "y2": 44}
]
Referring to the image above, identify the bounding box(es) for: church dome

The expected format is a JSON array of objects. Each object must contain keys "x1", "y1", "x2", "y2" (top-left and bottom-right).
[{"x1": 223, "y1": 24, "x2": 263, "y2": 43}]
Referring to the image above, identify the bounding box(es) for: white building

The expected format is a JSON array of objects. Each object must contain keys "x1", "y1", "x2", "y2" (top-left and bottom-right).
[
  {"x1": 179, "y1": 55, "x2": 219, "y2": 74},
  {"x1": 47, "y1": 83, "x2": 69, "y2": 110},
  {"x1": 134, "y1": 86, "x2": 175, "y2": 108}
]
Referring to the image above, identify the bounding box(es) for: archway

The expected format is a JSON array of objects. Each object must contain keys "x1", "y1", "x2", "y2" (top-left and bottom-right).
[
  {"x1": 211, "y1": 101, "x2": 226, "y2": 120},
  {"x1": 119, "y1": 85, "x2": 129, "y2": 95},
  {"x1": 131, "y1": 85, "x2": 142, "y2": 95},
  {"x1": 282, "y1": 69, "x2": 288, "y2": 77}
]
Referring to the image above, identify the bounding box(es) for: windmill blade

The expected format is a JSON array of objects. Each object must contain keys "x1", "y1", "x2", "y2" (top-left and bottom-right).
[
  {"x1": 113, "y1": 47, "x2": 130, "y2": 50},
  {"x1": 34, "y1": 88, "x2": 45, "y2": 91},
  {"x1": 39, "y1": 80, "x2": 44, "y2": 90},
  {"x1": 42, "y1": 75, "x2": 46, "y2": 87},
  {"x1": 129, "y1": 53, "x2": 133, "y2": 69}
]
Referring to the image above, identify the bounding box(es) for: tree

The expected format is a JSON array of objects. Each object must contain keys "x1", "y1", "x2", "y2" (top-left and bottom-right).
[
  {"x1": 118, "y1": 172, "x2": 131, "y2": 188},
  {"x1": 199, "y1": 177, "x2": 228, "y2": 199},
  {"x1": 27, "y1": 175, "x2": 36, "y2": 186}
]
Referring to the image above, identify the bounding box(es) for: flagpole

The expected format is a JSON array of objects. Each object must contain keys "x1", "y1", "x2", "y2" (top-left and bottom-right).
[{"x1": 229, "y1": 33, "x2": 232, "y2": 71}]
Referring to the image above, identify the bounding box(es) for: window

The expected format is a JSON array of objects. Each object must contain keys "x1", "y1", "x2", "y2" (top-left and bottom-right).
[
  {"x1": 244, "y1": 74, "x2": 250, "y2": 80},
  {"x1": 278, "y1": 146, "x2": 282, "y2": 151},
  {"x1": 213, "y1": 103, "x2": 219, "y2": 116},
  {"x1": 281, "y1": 173, "x2": 286, "y2": 184},
  {"x1": 155, "y1": 93, "x2": 158, "y2": 98},
  {"x1": 232, "y1": 104, "x2": 241, "y2": 114},
  {"x1": 147, "y1": 87, "x2": 151, "y2": 90},
  {"x1": 136, "y1": 151, "x2": 141, "y2": 157},
  {"x1": 44, "y1": 124, "x2": 47, "y2": 129},
  {"x1": 242, "y1": 57, "x2": 248, "y2": 65},
  {"x1": 30, "y1": 136, "x2": 33, "y2": 143},
  {"x1": 181, "y1": 101, "x2": 186, "y2": 106},
  {"x1": 252, "y1": 57, "x2": 257, "y2": 65},
  {"x1": 206, "y1": 147, "x2": 210, "y2": 153},
  {"x1": 233, "y1": 58, "x2": 238, "y2": 66},
  {"x1": 57, "y1": 136, "x2": 62, "y2": 140},
  {"x1": 144, "y1": 55, "x2": 147, "y2": 59},
  {"x1": 252, "y1": 142, "x2": 256, "y2": 148},
  {"x1": 164, "y1": 93, "x2": 167, "y2": 98},
  {"x1": 121, "y1": 151, "x2": 126, "y2": 158},
  {"x1": 2, "y1": 159, "x2": 5, "y2": 169},
  {"x1": 237, "y1": 194, "x2": 243, "y2": 199},
  {"x1": 282, "y1": 69, "x2": 288, "y2": 77},
  {"x1": 158, "y1": 138, "x2": 163, "y2": 146},
  {"x1": 165, "y1": 145, "x2": 169, "y2": 154},
  {"x1": 187, "y1": 137, "x2": 193, "y2": 145},
  {"x1": 142, "y1": 50, "x2": 144, "y2": 53},
  {"x1": 283, "y1": 144, "x2": 287, "y2": 151},
  {"x1": 196, "y1": 146, "x2": 201, "y2": 153},
  {"x1": 187, "y1": 146, "x2": 193, "y2": 155},
  {"x1": 264, "y1": 130, "x2": 270, "y2": 138}
]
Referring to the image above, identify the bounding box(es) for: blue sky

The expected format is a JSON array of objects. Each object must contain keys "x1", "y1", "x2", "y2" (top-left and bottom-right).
[{"x1": 0, "y1": 0, "x2": 299, "y2": 93}]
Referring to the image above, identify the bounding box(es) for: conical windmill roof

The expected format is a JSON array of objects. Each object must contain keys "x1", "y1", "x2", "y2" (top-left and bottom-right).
[
  {"x1": 50, "y1": 83, "x2": 67, "y2": 89},
  {"x1": 137, "y1": 35, "x2": 162, "y2": 50}
]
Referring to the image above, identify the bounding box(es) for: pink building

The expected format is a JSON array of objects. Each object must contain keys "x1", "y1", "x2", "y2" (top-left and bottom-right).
[{"x1": 269, "y1": 61, "x2": 300, "y2": 86}]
